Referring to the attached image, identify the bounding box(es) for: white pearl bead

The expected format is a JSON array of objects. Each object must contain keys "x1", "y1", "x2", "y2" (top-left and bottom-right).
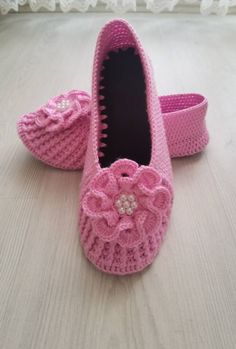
[
  {"x1": 115, "y1": 193, "x2": 138, "y2": 216},
  {"x1": 57, "y1": 99, "x2": 70, "y2": 110},
  {"x1": 120, "y1": 194, "x2": 127, "y2": 202},
  {"x1": 126, "y1": 208, "x2": 133, "y2": 215},
  {"x1": 131, "y1": 201, "x2": 137, "y2": 209},
  {"x1": 115, "y1": 199, "x2": 122, "y2": 208},
  {"x1": 123, "y1": 201, "x2": 130, "y2": 209},
  {"x1": 118, "y1": 207, "x2": 125, "y2": 215},
  {"x1": 128, "y1": 194, "x2": 135, "y2": 202}
]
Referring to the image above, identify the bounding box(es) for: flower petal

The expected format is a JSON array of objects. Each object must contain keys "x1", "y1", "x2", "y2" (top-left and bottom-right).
[
  {"x1": 110, "y1": 159, "x2": 138, "y2": 179},
  {"x1": 161, "y1": 178, "x2": 174, "y2": 198},
  {"x1": 35, "y1": 111, "x2": 50, "y2": 128},
  {"x1": 93, "y1": 217, "x2": 120, "y2": 242},
  {"x1": 82, "y1": 191, "x2": 112, "y2": 218},
  {"x1": 102, "y1": 210, "x2": 119, "y2": 226},
  {"x1": 68, "y1": 90, "x2": 90, "y2": 101},
  {"x1": 48, "y1": 113, "x2": 61, "y2": 121},
  {"x1": 142, "y1": 187, "x2": 171, "y2": 213},
  {"x1": 139, "y1": 210, "x2": 161, "y2": 234},
  {"x1": 136, "y1": 167, "x2": 162, "y2": 195},
  {"x1": 117, "y1": 176, "x2": 135, "y2": 191},
  {"x1": 116, "y1": 216, "x2": 141, "y2": 248},
  {"x1": 68, "y1": 90, "x2": 91, "y2": 117},
  {"x1": 62, "y1": 108, "x2": 81, "y2": 128},
  {"x1": 91, "y1": 169, "x2": 118, "y2": 196},
  {"x1": 153, "y1": 188, "x2": 171, "y2": 211}
]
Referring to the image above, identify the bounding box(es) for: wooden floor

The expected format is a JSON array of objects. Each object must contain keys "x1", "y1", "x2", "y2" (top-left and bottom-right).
[{"x1": 0, "y1": 13, "x2": 236, "y2": 349}]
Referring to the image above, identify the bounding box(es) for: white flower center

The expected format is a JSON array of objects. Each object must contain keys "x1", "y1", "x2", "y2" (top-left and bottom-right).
[
  {"x1": 115, "y1": 193, "x2": 138, "y2": 216},
  {"x1": 57, "y1": 99, "x2": 70, "y2": 110}
]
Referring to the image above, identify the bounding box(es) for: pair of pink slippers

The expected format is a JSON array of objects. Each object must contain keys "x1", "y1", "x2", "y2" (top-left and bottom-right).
[{"x1": 18, "y1": 20, "x2": 209, "y2": 275}]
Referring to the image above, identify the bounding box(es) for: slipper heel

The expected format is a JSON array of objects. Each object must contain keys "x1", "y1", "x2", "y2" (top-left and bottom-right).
[{"x1": 161, "y1": 93, "x2": 209, "y2": 157}]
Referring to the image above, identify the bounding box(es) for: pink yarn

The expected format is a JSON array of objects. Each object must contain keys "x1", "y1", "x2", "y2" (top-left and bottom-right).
[
  {"x1": 82, "y1": 159, "x2": 172, "y2": 248},
  {"x1": 17, "y1": 90, "x2": 90, "y2": 170},
  {"x1": 161, "y1": 93, "x2": 209, "y2": 157},
  {"x1": 35, "y1": 90, "x2": 90, "y2": 132},
  {"x1": 79, "y1": 19, "x2": 174, "y2": 275},
  {"x1": 17, "y1": 91, "x2": 208, "y2": 170},
  {"x1": 16, "y1": 19, "x2": 210, "y2": 275}
]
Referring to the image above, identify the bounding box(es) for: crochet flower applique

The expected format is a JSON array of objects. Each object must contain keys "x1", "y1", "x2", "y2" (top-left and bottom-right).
[
  {"x1": 82, "y1": 159, "x2": 172, "y2": 248},
  {"x1": 35, "y1": 90, "x2": 91, "y2": 132}
]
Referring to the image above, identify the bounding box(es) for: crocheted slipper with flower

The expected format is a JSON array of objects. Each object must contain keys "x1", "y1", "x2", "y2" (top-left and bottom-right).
[
  {"x1": 17, "y1": 90, "x2": 208, "y2": 169},
  {"x1": 79, "y1": 19, "x2": 174, "y2": 275},
  {"x1": 17, "y1": 90, "x2": 90, "y2": 170}
]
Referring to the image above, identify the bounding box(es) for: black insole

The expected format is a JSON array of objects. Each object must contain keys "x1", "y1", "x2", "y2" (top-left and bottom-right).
[{"x1": 99, "y1": 47, "x2": 151, "y2": 168}]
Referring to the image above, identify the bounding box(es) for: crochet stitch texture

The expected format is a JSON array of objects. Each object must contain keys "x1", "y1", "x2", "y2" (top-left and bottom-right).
[
  {"x1": 79, "y1": 19, "x2": 174, "y2": 275},
  {"x1": 161, "y1": 93, "x2": 209, "y2": 157},
  {"x1": 17, "y1": 91, "x2": 208, "y2": 170},
  {"x1": 17, "y1": 90, "x2": 90, "y2": 170},
  {"x1": 82, "y1": 159, "x2": 172, "y2": 248}
]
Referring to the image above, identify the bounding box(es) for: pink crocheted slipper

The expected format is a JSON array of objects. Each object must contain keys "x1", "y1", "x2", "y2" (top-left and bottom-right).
[
  {"x1": 79, "y1": 19, "x2": 174, "y2": 275},
  {"x1": 17, "y1": 90, "x2": 208, "y2": 169}
]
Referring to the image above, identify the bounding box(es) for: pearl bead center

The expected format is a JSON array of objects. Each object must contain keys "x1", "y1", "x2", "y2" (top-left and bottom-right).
[
  {"x1": 57, "y1": 99, "x2": 70, "y2": 110},
  {"x1": 115, "y1": 193, "x2": 138, "y2": 216}
]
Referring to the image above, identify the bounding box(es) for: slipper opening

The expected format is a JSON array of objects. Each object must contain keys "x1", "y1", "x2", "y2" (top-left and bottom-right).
[{"x1": 99, "y1": 47, "x2": 151, "y2": 168}]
